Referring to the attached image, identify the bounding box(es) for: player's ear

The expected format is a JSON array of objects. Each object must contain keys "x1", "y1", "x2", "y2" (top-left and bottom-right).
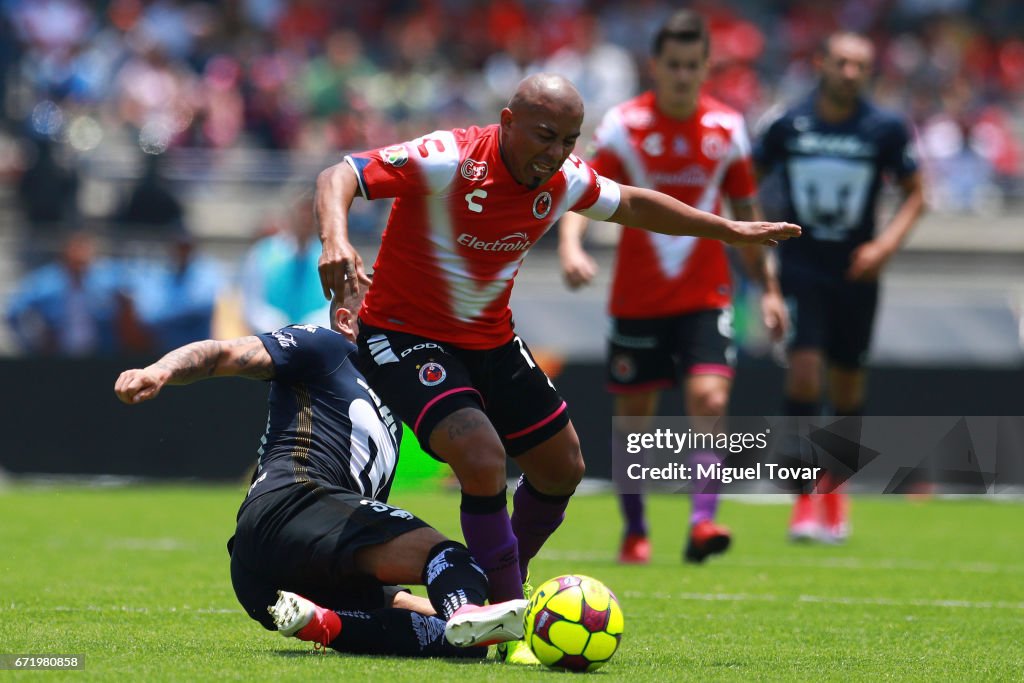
[
  {"x1": 335, "y1": 306, "x2": 357, "y2": 341},
  {"x1": 500, "y1": 107, "x2": 514, "y2": 131}
]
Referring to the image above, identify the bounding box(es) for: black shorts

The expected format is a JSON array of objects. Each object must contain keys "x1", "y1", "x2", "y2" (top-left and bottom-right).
[
  {"x1": 781, "y1": 270, "x2": 879, "y2": 370},
  {"x1": 356, "y1": 323, "x2": 569, "y2": 458},
  {"x1": 607, "y1": 308, "x2": 736, "y2": 393},
  {"x1": 228, "y1": 484, "x2": 429, "y2": 630}
]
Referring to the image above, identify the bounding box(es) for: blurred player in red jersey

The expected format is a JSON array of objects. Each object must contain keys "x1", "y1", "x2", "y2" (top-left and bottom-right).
[
  {"x1": 559, "y1": 10, "x2": 787, "y2": 565},
  {"x1": 314, "y1": 72, "x2": 799, "y2": 662}
]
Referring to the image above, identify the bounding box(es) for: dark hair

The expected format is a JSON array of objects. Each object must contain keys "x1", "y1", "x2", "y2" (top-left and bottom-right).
[{"x1": 652, "y1": 10, "x2": 709, "y2": 58}]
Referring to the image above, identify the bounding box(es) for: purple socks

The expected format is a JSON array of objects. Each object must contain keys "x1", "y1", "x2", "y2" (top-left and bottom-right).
[
  {"x1": 510, "y1": 476, "x2": 570, "y2": 581},
  {"x1": 460, "y1": 489, "x2": 523, "y2": 602},
  {"x1": 689, "y1": 450, "x2": 721, "y2": 525}
]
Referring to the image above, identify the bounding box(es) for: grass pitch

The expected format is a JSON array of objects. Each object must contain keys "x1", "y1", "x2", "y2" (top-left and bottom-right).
[{"x1": 1, "y1": 484, "x2": 1021, "y2": 681}]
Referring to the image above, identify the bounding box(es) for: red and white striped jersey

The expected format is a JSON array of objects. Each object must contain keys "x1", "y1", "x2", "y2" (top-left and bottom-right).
[
  {"x1": 589, "y1": 91, "x2": 758, "y2": 318},
  {"x1": 345, "y1": 124, "x2": 621, "y2": 349}
]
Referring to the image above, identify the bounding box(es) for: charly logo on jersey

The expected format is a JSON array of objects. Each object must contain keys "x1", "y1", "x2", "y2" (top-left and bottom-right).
[
  {"x1": 380, "y1": 144, "x2": 408, "y2": 167},
  {"x1": 532, "y1": 191, "x2": 552, "y2": 219},
  {"x1": 642, "y1": 132, "x2": 664, "y2": 156},
  {"x1": 701, "y1": 132, "x2": 729, "y2": 160},
  {"x1": 458, "y1": 232, "x2": 532, "y2": 251},
  {"x1": 418, "y1": 362, "x2": 447, "y2": 387},
  {"x1": 460, "y1": 158, "x2": 488, "y2": 181}
]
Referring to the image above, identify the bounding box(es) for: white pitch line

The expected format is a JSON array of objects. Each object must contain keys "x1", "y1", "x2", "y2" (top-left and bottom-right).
[
  {"x1": 538, "y1": 550, "x2": 1024, "y2": 575},
  {"x1": 0, "y1": 604, "x2": 237, "y2": 615},
  {"x1": 620, "y1": 591, "x2": 1024, "y2": 611}
]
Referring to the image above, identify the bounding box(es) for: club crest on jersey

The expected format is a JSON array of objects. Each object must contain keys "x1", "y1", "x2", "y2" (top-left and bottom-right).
[
  {"x1": 380, "y1": 145, "x2": 408, "y2": 167},
  {"x1": 701, "y1": 133, "x2": 728, "y2": 160},
  {"x1": 460, "y1": 158, "x2": 488, "y2": 181},
  {"x1": 532, "y1": 191, "x2": 552, "y2": 219},
  {"x1": 418, "y1": 362, "x2": 446, "y2": 387}
]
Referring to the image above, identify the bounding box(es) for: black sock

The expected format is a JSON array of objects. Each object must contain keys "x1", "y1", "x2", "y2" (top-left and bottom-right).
[
  {"x1": 329, "y1": 607, "x2": 487, "y2": 659},
  {"x1": 784, "y1": 398, "x2": 820, "y2": 416},
  {"x1": 422, "y1": 540, "x2": 489, "y2": 619},
  {"x1": 781, "y1": 398, "x2": 820, "y2": 493}
]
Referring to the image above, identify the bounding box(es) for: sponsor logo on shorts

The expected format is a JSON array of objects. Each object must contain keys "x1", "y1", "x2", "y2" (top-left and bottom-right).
[
  {"x1": 400, "y1": 342, "x2": 444, "y2": 357},
  {"x1": 360, "y1": 499, "x2": 414, "y2": 519},
  {"x1": 532, "y1": 191, "x2": 552, "y2": 219},
  {"x1": 419, "y1": 362, "x2": 447, "y2": 386},
  {"x1": 460, "y1": 158, "x2": 488, "y2": 181},
  {"x1": 611, "y1": 354, "x2": 636, "y2": 382},
  {"x1": 380, "y1": 144, "x2": 408, "y2": 167}
]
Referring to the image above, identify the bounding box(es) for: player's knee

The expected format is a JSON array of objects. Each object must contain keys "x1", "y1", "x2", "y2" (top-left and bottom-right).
[
  {"x1": 690, "y1": 389, "x2": 728, "y2": 417},
  {"x1": 452, "y1": 444, "x2": 507, "y2": 494},
  {"x1": 786, "y1": 370, "x2": 820, "y2": 401},
  {"x1": 537, "y1": 437, "x2": 585, "y2": 494}
]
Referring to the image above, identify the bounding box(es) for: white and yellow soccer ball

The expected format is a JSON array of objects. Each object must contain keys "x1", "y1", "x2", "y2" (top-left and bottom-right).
[{"x1": 523, "y1": 574, "x2": 624, "y2": 672}]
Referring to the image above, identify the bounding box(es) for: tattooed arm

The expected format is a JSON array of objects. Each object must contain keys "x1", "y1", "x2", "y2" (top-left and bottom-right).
[{"x1": 114, "y1": 336, "x2": 274, "y2": 405}]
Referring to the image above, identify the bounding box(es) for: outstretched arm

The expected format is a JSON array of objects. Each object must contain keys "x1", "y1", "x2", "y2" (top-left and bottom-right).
[
  {"x1": 315, "y1": 161, "x2": 371, "y2": 300},
  {"x1": 730, "y1": 198, "x2": 788, "y2": 342},
  {"x1": 610, "y1": 184, "x2": 801, "y2": 246},
  {"x1": 114, "y1": 336, "x2": 274, "y2": 404}
]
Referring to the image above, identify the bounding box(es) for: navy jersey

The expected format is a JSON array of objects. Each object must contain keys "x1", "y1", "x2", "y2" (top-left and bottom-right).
[
  {"x1": 243, "y1": 325, "x2": 402, "y2": 506},
  {"x1": 755, "y1": 93, "x2": 918, "y2": 278}
]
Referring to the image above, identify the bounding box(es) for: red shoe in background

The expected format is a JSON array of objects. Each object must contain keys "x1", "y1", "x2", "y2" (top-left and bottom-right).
[
  {"x1": 684, "y1": 519, "x2": 731, "y2": 564},
  {"x1": 618, "y1": 533, "x2": 651, "y2": 564}
]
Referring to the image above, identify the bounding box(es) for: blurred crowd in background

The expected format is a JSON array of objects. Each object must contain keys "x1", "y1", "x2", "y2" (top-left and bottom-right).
[{"x1": 1, "y1": 0, "x2": 1022, "y2": 357}]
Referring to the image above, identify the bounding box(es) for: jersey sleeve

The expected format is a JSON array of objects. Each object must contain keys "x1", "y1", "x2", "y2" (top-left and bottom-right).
[
  {"x1": 586, "y1": 107, "x2": 628, "y2": 182},
  {"x1": 257, "y1": 325, "x2": 354, "y2": 383},
  {"x1": 562, "y1": 154, "x2": 622, "y2": 221},
  {"x1": 722, "y1": 119, "x2": 759, "y2": 201},
  {"x1": 881, "y1": 116, "x2": 920, "y2": 181},
  {"x1": 752, "y1": 113, "x2": 787, "y2": 171},
  {"x1": 344, "y1": 130, "x2": 460, "y2": 200}
]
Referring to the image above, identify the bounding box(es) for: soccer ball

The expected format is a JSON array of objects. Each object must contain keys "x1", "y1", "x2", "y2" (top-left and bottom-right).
[{"x1": 523, "y1": 574, "x2": 624, "y2": 671}]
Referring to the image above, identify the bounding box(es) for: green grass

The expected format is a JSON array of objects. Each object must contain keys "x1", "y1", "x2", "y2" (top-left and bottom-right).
[{"x1": 1, "y1": 484, "x2": 1022, "y2": 681}]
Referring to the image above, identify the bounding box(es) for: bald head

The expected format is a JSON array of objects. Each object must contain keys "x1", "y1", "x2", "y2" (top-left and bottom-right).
[
  {"x1": 500, "y1": 74, "x2": 585, "y2": 189},
  {"x1": 508, "y1": 73, "x2": 584, "y2": 119}
]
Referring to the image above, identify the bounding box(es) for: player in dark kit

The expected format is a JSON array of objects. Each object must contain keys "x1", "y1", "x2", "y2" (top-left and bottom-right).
[
  {"x1": 315, "y1": 74, "x2": 799, "y2": 663},
  {"x1": 114, "y1": 286, "x2": 528, "y2": 659},
  {"x1": 755, "y1": 32, "x2": 925, "y2": 542}
]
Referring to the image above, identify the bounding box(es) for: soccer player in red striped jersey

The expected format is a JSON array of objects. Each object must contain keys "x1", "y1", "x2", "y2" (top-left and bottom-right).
[
  {"x1": 559, "y1": 11, "x2": 787, "y2": 564},
  {"x1": 314, "y1": 73, "x2": 799, "y2": 660}
]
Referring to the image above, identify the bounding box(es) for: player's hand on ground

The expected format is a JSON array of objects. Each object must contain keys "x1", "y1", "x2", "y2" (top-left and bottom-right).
[
  {"x1": 318, "y1": 238, "x2": 370, "y2": 300},
  {"x1": 846, "y1": 239, "x2": 892, "y2": 281},
  {"x1": 114, "y1": 368, "x2": 169, "y2": 404},
  {"x1": 728, "y1": 221, "x2": 801, "y2": 246},
  {"x1": 760, "y1": 290, "x2": 789, "y2": 342},
  {"x1": 560, "y1": 248, "x2": 598, "y2": 289}
]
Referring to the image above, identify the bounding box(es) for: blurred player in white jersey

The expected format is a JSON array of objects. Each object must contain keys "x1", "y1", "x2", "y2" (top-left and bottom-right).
[{"x1": 560, "y1": 10, "x2": 787, "y2": 564}]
